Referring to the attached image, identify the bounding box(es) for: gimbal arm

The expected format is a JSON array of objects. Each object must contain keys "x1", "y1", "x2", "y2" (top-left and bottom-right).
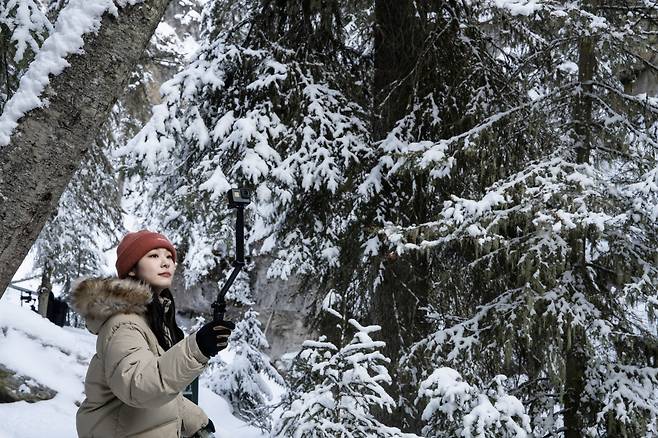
[{"x1": 212, "y1": 189, "x2": 250, "y2": 322}]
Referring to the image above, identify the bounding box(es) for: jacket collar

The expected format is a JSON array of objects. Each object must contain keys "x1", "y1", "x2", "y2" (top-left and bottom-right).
[{"x1": 70, "y1": 277, "x2": 153, "y2": 334}]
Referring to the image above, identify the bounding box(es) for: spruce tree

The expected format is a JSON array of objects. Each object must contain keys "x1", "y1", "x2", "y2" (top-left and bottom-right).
[
  {"x1": 118, "y1": 1, "x2": 658, "y2": 435},
  {"x1": 271, "y1": 318, "x2": 416, "y2": 438},
  {"x1": 119, "y1": 0, "x2": 370, "y2": 295},
  {"x1": 24, "y1": 0, "x2": 202, "y2": 303},
  {"x1": 206, "y1": 309, "x2": 284, "y2": 430},
  {"x1": 417, "y1": 368, "x2": 531, "y2": 438},
  {"x1": 388, "y1": 2, "x2": 658, "y2": 436}
]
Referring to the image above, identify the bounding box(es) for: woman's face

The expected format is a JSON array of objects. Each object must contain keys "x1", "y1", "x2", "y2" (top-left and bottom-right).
[{"x1": 128, "y1": 247, "x2": 176, "y2": 293}]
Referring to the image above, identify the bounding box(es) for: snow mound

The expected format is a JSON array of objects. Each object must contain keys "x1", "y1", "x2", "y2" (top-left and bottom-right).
[{"x1": 0, "y1": 298, "x2": 267, "y2": 438}]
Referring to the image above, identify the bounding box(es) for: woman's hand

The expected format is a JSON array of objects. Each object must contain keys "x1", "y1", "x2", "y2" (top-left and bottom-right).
[
  {"x1": 195, "y1": 320, "x2": 235, "y2": 358},
  {"x1": 192, "y1": 418, "x2": 215, "y2": 437}
]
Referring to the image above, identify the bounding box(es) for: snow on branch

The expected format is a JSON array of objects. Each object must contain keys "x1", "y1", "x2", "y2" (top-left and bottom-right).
[
  {"x1": 358, "y1": 84, "x2": 575, "y2": 197},
  {"x1": 273, "y1": 322, "x2": 419, "y2": 437},
  {"x1": 588, "y1": 360, "x2": 658, "y2": 430},
  {"x1": 0, "y1": 0, "x2": 144, "y2": 146},
  {"x1": 417, "y1": 367, "x2": 531, "y2": 438},
  {"x1": 0, "y1": 0, "x2": 52, "y2": 64},
  {"x1": 487, "y1": 0, "x2": 543, "y2": 16}
]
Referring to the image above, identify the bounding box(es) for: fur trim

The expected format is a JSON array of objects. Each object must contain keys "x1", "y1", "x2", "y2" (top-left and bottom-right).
[{"x1": 70, "y1": 277, "x2": 153, "y2": 320}]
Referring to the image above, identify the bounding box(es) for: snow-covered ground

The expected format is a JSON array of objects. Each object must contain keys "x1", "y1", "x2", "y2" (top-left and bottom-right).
[{"x1": 0, "y1": 272, "x2": 278, "y2": 438}]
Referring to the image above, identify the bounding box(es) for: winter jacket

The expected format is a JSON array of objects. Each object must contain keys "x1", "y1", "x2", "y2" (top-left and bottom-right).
[{"x1": 71, "y1": 277, "x2": 210, "y2": 438}]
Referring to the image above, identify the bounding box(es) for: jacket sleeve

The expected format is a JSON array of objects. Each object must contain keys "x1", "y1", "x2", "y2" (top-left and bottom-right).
[
  {"x1": 179, "y1": 394, "x2": 209, "y2": 437},
  {"x1": 101, "y1": 319, "x2": 209, "y2": 409}
]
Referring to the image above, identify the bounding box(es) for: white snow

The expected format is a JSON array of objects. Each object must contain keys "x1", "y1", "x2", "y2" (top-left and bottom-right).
[
  {"x1": 0, "y1": 0, "x2": 52, "y2": 64},
  {"x1": 557, "y1": 61, "x2": 578, "y2": 74},
  {"x1": 418, "y1": 368, "x2": 531, "y2": 437},
  {"x1": 0, "y1": 294, "x2": 272, "y2": 438},
  {"x1": 0, "y1": 0, "x2": 144, "y2": 146},
  {"x1": 492, "y1": 0, "x2": 542, "y2": 16}
]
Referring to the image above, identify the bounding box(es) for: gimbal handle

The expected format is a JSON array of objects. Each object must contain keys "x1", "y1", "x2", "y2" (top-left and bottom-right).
[{"x1": 212, "y1": 189, "x2": 250, "y2": 322}]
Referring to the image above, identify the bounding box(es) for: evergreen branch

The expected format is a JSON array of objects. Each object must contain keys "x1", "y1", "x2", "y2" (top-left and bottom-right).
[
  {"x1": 416, "y1": 84, "x2": 575, "y2": 170},
  {"x1": 591, "y1": 81, "x2": 658, "y2": 115}
]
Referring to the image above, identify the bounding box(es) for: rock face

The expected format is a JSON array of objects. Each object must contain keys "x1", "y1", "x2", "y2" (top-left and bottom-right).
[
  {"x1": 249, "y1": 256, "x2": 318, "y2": 361},
  {"x1": 0, "y1": 364, "x2": 56, "y2": 403},
  {"x1": 170, "y1": 272, "x2": 216, "y2": 317},
  {"x1": 170, "y1": 254, "x2": 317, "y2": 362}
]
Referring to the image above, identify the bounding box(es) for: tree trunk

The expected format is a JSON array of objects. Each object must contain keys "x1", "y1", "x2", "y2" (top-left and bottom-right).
[
  {"x1": 371, "y1": 2, "x2": 445, "y2": 431},
  {"x1": 36, "y1": 261, "x2": 52, "y2": 318},
  {"x1": 573, "y1": 33, "x2": 596, "y2": 163},
  {"x1": 372, "y1": 0, "x2": 416, "y2": 138},
  {"x1": 0, "y1": 0, "x2": 172, "y2": 302},
  {"x1": 563, "y1": 324, "x2": 586, "y2": 438},
  {"x1": 564, "y1": 24, "x2": 596, "y2": 438}
]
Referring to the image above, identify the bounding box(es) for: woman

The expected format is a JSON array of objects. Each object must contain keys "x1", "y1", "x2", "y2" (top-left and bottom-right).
[{"x1": 71, "y1": 230, "x2": 234, "y2": 437}]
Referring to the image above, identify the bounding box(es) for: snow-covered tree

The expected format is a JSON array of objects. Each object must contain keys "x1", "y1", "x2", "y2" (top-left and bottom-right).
[
  {"x1": 24, "y1": 0, "x2": 209, "y2": 299},
  {"x1": 271, "y1": 318, "x2": 416, "y2": 438},
  {"x1": 417, "y1": 367, "x2": 531, "y2": 438},
  {"x1": 0, "y1": 0, "x2": 52, "y2": 109},
  {"x1": 116, "y1": 0, "x2": 658, "y2": 435},
  {"x1": 382, "y1": 2, "x2": 658, "y2": 436},
  {"x1": 205, "y1": 309, "x2": 284, "y2": 430},
  {"x1": 0, "y1": 0, "x2": 174, "y2": 300},
  {"x1": 117, "y1": 0, "x2": 370, "y2": 289}
]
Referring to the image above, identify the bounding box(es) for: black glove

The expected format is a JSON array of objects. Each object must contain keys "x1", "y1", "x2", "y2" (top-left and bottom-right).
[
  {"x1": 195, "y1": 319, "x2": 235, "y2": 358},
  {"x1": 192, "y1": 419, "x2": 215, "y2": 438}
]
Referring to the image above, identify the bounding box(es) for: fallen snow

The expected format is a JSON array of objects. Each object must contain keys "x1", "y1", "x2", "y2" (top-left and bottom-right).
[{"x1": 0, "y1": 290, "x2": 274, "y2": 438}]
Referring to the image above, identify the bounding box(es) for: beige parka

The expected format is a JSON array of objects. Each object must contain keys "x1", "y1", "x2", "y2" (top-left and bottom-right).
[{"x1": 71, "y1": 277, "x2": 210, "y2": 438}]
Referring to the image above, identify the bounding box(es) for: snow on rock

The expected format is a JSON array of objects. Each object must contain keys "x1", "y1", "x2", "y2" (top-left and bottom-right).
[{"x1": 0, "y1": 0, "x2": 144, "y2": 147}]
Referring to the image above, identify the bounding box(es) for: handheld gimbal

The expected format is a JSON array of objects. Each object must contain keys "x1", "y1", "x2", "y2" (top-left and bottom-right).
[{"x1": 211, "y1": 187, "x2": 251, "y2": 322}]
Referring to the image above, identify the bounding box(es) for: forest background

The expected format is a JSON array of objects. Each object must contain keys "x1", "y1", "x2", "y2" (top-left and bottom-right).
[{"x1": 1, "y1": 0, "x2": 658, "y2": 437}]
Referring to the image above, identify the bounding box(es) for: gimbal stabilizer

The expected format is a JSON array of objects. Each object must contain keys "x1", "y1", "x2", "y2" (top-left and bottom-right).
[{"x1": 212, "y1": 187, "x2": 251, "y2": 322}]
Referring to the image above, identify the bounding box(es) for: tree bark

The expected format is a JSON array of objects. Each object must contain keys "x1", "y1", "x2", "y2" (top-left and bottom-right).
[
  {"x1": 36, "y1": 261, "x2": 52, "y2": 318},
  {"x1": 564, "y1": 20, "x2": 597, "y2": 438},
  {"x1": 573, "y1": 33, "x2": 596, "y2": 163},
  {"x1": 563, "y1": 324, "x2": 587, "y2": 438},
  {"x1": 0, "y1": 0, "x2": 172, "y2": 301},
  {"x1": 372, "y1": 0, "x2": 416, "y2": 139}
]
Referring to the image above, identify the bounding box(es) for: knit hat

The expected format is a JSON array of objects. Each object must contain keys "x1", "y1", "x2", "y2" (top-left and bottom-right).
[{"x1": 115, "y1": 230, "x2": 177, "y2": 279}]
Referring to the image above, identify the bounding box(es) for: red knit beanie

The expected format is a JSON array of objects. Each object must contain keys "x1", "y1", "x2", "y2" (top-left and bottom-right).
[{"x1": 115, "y1": 230, "x2": 177, "y2": 279}]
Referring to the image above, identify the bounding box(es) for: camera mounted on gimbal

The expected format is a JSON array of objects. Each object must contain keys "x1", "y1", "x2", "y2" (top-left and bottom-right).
[
  {"x1": 211, "y1": 187, "x2": 251, "y2": 322},
  {"x1": 227, "y1": 188, "x2": 251, "y2": 208}
]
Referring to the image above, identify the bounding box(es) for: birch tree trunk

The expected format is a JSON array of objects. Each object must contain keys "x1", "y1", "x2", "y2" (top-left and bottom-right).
[{"x1": 0, "y1": 0, "x2": 171, "y2": 301}]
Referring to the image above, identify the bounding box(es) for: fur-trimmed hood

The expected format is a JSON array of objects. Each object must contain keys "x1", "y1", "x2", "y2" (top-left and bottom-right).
[{"x1": 70, "y1": 277, "x2": 153, "y2": 334}]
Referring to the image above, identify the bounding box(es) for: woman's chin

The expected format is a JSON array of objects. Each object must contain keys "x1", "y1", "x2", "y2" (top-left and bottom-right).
[{"x1": 150, "y1": 277, "x2": 173, "y2": 289}]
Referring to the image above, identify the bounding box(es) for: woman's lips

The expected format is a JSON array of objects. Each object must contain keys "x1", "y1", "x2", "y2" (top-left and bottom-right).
[{"x1": 159, "y1": 273, "x2": 171, "y2": 278}]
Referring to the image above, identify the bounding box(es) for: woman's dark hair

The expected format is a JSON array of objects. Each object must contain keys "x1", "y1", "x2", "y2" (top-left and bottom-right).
[{"x1": 145, "y1": 288, "x2": 184, "y2": 351}]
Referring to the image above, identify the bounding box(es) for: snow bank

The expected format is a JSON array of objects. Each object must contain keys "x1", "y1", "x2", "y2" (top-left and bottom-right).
[{"x1": 0, "y1": 295, "x2": 269, "y2": 437}]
